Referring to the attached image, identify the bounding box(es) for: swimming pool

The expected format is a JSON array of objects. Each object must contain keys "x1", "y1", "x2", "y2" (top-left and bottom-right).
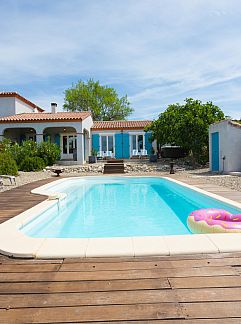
[
  {"x1": 21, "y1": 177, "x2": 241, "y2": 238},
  {"x1": 1, "y1": 176, "x2": 241, "y2": 258}
]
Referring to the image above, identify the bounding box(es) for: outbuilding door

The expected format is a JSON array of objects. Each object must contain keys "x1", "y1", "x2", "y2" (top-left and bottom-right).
[{"x1": 211, "y1": 132, "x2": 219, "y2": 171}]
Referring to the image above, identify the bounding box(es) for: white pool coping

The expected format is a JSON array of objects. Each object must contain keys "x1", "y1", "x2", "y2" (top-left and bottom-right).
[{"x1": 0, "y1": 176, "x2": 241, "y2": 259}]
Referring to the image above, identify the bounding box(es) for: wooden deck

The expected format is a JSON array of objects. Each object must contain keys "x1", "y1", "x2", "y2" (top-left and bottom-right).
[
  {"x1": 0, "y1": 178, "x2": 56, "y2": 225},
  {"x1": 0, "y1": 175, "x2": 241, "y2": 322}
]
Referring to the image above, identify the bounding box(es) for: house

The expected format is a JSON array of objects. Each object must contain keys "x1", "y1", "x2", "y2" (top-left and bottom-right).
[
  {"x1": 209, "y1": 119, "x2": 241, "y2": 172},
  {"x1": 0, "y1": 92, "x2": 153, "y2": 163}
]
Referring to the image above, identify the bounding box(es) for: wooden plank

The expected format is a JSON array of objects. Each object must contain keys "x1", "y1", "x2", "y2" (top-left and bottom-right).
[
  {"x1": 0, "y1": 303, "x2": 184, "y2": 323},
  {"x1": 0, "y1": 258, "x2": 63, "y2": 265},
  {"x1": 0, "y1": 278, "x2": 170, "y2": 294},
  {"x1": 183, "y1": 301, "x2": 241, "y2": 319},
  {"x1": 0, "y1": 266, "x2": 236, "y2": 282},
  {"x1": 169, "y1": 275, "x2": 241, "y2": 289},
  {"x1": 1, "y1": 287, "x2": 241, "y2": 309},
  {"x1": 0, "y1": 290, "x2": 177, "y2": 309},
  {"x1": 63, "y1": 252, "x2": 241, "y2": 263},
  {"x1": 0, "y1": 264, "x2": 61, "y2": 272},
  {"x1": 60, "y1": 257, "x2": 241, "y2": 272},
  {"x1": 98, "y1": 320, "x2": 241, "y2": 324},
  {"x1": 95, "y1": 320, "x2": 240, "y2": 324}
]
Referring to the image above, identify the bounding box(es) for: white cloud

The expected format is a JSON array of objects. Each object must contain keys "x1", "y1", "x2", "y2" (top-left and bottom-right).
[{"x1": 0, "y1": 0, "x2": 241, "y2": 119}]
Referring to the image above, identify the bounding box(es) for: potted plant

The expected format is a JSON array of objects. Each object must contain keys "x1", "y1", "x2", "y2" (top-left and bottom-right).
[
  {"x1": 89, "y1": 149, "x2": 97, "y2": 164},
  {"x1": 149, "y1": 147, "x2": 157, "y2": 162}
]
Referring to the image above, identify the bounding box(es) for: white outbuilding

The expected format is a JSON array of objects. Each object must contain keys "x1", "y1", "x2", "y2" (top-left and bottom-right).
[{"x1": 209, "y1": 119, "x2": 241, "y2": 173}]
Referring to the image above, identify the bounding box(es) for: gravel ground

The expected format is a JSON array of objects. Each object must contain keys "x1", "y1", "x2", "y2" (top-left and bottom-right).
[{"x1": 0, "y1": 166, "x2": 240, "y2": 193}]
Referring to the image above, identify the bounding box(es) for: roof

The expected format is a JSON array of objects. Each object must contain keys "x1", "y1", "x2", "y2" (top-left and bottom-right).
[
  {"x1": 229, "y1": 120, "x2": 241, "y2": 130},
  {"x1": 92, "y1": 120, "x2": 152, "y2": 130},
  {"x1": 0, "y1": 92, "x2": 45, "y2": 112},
  {"x1": 0, "y1": 111, "x2": 92, "y2": 123}
]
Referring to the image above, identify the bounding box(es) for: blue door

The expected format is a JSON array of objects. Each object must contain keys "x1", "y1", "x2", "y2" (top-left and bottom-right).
[
  {"x1": 211, "y1": 132, "x2": 219, "y2": 171},
  {"x1": 115, "y1": 133, "x2": 130, "y2": 158}
]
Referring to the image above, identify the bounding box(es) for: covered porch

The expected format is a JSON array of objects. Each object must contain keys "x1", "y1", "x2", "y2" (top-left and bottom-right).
[{"x1": 0, "y1": 122, "x2": 91, "y2": 165}]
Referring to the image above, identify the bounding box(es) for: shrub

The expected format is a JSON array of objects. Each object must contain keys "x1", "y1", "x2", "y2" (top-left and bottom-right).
[
  {"x1": 19, "y1": 156, "x2": 45, "y2": 172},
  {"x1": 5, "y1": 140, "x2": 38, "y2": 166},
  {"x1": 0, "y1": 153, "x2": 18, "y2": 176},
  {"x1": 37, "y1": 141, "x2": 61, "y2": 166},
  {"x1": 0, "y1": 139, "x2": 61, "y2": 171},
  {"x1": 0, "y1": 138, "x2": 12, "y2": 153}
]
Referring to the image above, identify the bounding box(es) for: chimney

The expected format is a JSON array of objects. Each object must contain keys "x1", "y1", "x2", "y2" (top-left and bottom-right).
[{"x1": 51, "y1": 102, "x2": 57, "y2": 114}]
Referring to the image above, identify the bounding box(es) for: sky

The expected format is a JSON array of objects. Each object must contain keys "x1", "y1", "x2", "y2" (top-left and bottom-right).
[{"x1": 0, "y1": 0, "x2": 241, "y2": 120}]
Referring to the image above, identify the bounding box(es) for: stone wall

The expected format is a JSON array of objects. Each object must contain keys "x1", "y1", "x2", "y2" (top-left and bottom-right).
[{"x1": 49, "y1": 162, "x2": 173, "y2": 174}]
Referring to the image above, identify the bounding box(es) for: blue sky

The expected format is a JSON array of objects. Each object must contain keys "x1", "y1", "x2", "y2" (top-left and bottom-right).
[{"x1": 0, "y1": 0, "x2": 241, "y2": 119}]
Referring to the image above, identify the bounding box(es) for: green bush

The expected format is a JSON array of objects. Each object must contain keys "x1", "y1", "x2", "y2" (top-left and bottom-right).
[
  {"x1": 0, "y1": 138, "x2": 12, "y2": 153},
  {"x1": 4, "y1": 140, "x2": 38, "y2": 166},
  {"x1": 19, "y1": 156, "x2": 45, "y2": 172},
  {"x1": 0, "y1": 153, "x2": 18, "y2": 176},
  {"x1": 37, "y1": 141, "x2": 61, "y2": 166},
  {"x1": 0, "y1": 139, "x2": 60, "y2": 171}
]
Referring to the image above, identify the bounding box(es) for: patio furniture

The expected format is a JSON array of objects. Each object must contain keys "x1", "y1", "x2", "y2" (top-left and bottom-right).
[
  {"x1": 52, "y1": 168, "x2": 63, "y2": 177},
  {"x1": 103, "y1": 151, "x2": 114, "y2": 159},
  {"x1": 97, "y1": 151, "x2": 103, "y2": 159},
  {"x1": 0, "y1": 175, "x2": 16, "y2": 185},
  {"x1": 132, "y1": 149, "x2": 140, "y2": 158},
  {"x1": 140, "y1": 149, "x2": 148, "y2": 159}
]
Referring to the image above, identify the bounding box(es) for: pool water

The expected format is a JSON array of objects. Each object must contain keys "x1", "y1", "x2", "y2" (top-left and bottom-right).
[{"x1": 21, "y1": 177, "x2": 241, "y2": 238}]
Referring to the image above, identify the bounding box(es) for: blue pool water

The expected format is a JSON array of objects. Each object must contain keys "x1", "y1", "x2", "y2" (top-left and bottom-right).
[{"x1": 21, "y1": 177, "x2": 241, "y2": 238}]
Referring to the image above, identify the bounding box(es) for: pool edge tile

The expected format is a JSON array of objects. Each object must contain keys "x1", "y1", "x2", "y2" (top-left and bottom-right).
[
  {"x1": 164, "y1": 234, "x2": 219, "y2": 255},
  {"x1": 206, "y1": 233, "x2": 241, "y2": 253},
  {"x1": 132, "y1": 236, "x2": 170, "y2": 256},
  {"x1": 0, "y1": 227, "x2": 46, "y2": 258},
  {"x1": 86, "y1": 237, "x2": 134, "y2": 257},
  {"x1": 35, "y1": 238, "x2": 89, "y2": 259}
]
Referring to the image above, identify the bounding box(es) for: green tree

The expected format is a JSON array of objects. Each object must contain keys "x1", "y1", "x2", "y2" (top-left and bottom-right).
[
  {"x1": 63, "y1": 79, "x2": 133, "y2": 121},
  {"x1": 147, "y1": 98, "x2": 225, "y2": 164}
]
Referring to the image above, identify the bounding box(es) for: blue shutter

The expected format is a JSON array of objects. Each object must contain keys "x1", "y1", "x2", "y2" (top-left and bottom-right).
[
  {"x1": 54, "y1": 134, "x2": 60, "y2": 146},
  {"x1": 115, "y1": 133, "x2": 122, "y2": 158},
  {"x1": 211, "y1": 132, "x2": 219, "y2": 171},
  {"x1": 122, "y1": 133, "x2": 130, "y2": 158},
  {"x1": 145, "y1": 132, "x2": 152, "y2": 154},
  {"x1": 92, "y1": 134, "x2": 100, "y2": 152}
]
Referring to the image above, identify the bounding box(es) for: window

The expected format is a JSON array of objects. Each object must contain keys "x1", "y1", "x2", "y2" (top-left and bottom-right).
[
  {"x1": 63, "y1": 136, "x2": 68, "y2": 154},
  {"x1": 131, "y1": 134, "x2": 145, "y2": 154},
  {"x1": 62, "y1": 134, "x2": 77, "y2": 156},
  {"x1": 138, "y1": 135, "x2": 143, "y2": 150},
  {"x1": 100, "y1": 135, "x2": 114, "y2": 152},
  {"x1": 68, "y1": 136, "x2": 74, "y2": 154}
]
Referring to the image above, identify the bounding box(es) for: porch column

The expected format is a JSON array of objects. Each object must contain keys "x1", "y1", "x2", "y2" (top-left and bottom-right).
[
  {"x1": 76, "y1": 133, "x2": 84, "y2": 164},
  {"x1": 36, "y1": 134, "x2": 44, "y2": 143},
  {"x1": 87, "y1": 136, "x2": 91, "y2": 157}
]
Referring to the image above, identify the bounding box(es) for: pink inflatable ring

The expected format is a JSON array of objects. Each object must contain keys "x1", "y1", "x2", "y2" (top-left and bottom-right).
[{"x1": 187, "y1": 208, "x2": 241, "y2": 234}]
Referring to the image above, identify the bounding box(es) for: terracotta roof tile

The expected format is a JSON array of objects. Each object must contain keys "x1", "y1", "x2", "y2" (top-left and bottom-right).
[
  {"x1": 0, "y1": 92, "x2": 45, "y2": 112},
  {"x1": 0, "y1": 112, "x2": 92, "y2": 123},
  {"x1": 92, "y1": 120, "x2": 152, "y2": 130}
]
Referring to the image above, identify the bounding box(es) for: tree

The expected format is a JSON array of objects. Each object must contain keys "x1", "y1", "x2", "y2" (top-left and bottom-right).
[
  {"x1": 63, "y1": 79, "x2": 133, "y2": 121},
  {"x1": 146, "y1": 98, "x2": 225, "y2": 164}
]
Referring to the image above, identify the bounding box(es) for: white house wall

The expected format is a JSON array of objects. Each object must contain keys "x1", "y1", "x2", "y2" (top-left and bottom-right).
[
  {"x1": 15, "y1": 98, "x2": 35, "y2": 114},
  {"x1": 0, "y1": 121, "x2": 82, "y2": 136},
  {"x1": 0, "y1": 97, "x2": 16, "y2": 117},
  {"x1": 82, "y1": 115, "x2": 93, "y2": 133},
  {"x1": 209, "y1": 120, "x2": 241, "y2": 172}
]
